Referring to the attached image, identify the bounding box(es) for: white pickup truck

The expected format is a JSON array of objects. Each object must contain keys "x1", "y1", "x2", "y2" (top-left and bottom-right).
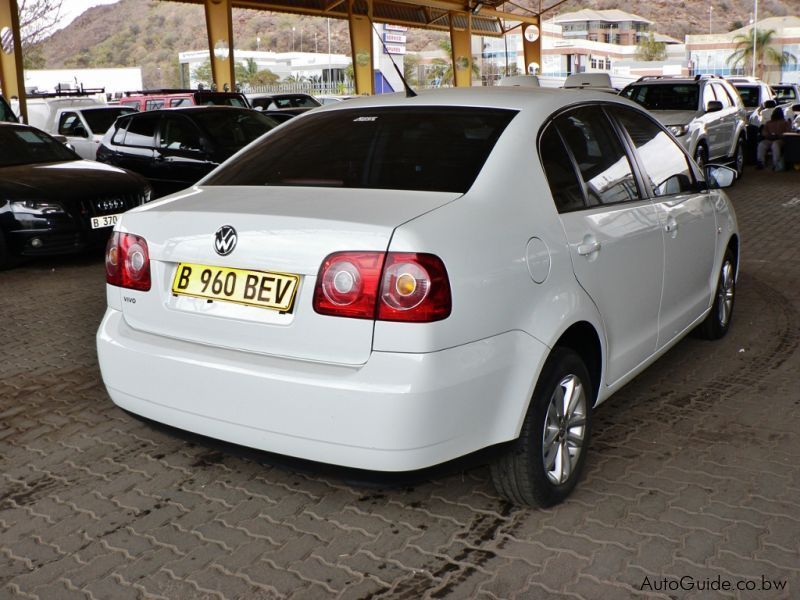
[{"x1": 24, "y1": 97, "x2": 135, "y2": 160}]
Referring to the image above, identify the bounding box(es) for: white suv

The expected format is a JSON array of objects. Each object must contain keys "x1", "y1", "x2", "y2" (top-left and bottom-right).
[
  {"x1": 97, "y1": 88, "x2": 739, "y2": 507},
  {"x1": 620, "y1": 75, "x2": 747, "y2": 177}
]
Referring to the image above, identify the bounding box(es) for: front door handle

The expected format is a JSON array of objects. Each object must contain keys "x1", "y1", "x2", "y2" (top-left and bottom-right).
[
  {"x1": 664, "y1": 217, "x2": 679, "y2": 236},
  {"x1": 577, "y1": 240, "x2": 601, "y2": 256}
]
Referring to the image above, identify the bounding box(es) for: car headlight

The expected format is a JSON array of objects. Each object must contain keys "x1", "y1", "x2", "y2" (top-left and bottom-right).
[
  {"x1": 10, "y1": 200, "x2": 65, "y2": 215},
  {"x1": 668, "y1": 125, "x2": 689, "y2": 137}
]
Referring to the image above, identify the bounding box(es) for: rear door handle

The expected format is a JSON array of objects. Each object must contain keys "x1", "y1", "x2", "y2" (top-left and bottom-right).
[{"x1": 577, "y1": 241, "x2": 601, "y2": 256}]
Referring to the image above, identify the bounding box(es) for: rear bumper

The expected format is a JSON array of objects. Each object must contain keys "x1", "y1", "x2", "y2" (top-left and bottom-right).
[{"x1": 97, "y1": 308, "x2": 547, "y2": 471}]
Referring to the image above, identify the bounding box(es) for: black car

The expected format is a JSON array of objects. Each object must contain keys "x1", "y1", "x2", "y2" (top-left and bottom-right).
[
  {"x1": 96, "y1": 106, "x2": 279, "y2": 198},
  {"x1": 1, "y1": 95, "x2": 17, "y2": 123},
  {"x1": 0, "y1": 123, "x2": 150, "y2": 269}
]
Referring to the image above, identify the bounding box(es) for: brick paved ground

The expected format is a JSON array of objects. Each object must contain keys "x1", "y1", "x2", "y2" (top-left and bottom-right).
[{"x1": 2, "y1": 170, "x2": 799, "y2": 599}]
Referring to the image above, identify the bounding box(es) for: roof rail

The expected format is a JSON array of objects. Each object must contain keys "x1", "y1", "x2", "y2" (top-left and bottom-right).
[
  {"x1": 27, "y1": 84, "x2": 105, "y2": 98},
  {"x1": 634, "y1": 75, "x2": 687, "y2": 82},
  {"x1": 122, "y1": 88, "x2": 241, "y2": 96},
  {"x1": 694, "y1": 73, "x2": 723, "y2": 80}
]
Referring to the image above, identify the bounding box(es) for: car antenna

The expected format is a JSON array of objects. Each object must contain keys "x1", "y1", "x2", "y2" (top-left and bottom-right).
[{"x1": 369, "y1": 20, "x2": 417, "y2": 97}]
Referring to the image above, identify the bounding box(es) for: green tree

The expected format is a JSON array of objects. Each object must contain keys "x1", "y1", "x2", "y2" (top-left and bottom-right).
[
  {"x1": 403, "y1": 53, "x2": 420, "y2": 87},
  {"x1": 192, "y1": 60, "x2": 213, "y2": 86},
  {"x1": 435, "y1": 38, "x2": 480, "y2": 86},
  {"x1": 635, "y1": 32, "x2": 667, "y2": 61},
  {"x1": 727, "y1": 28, "x2": 797, "y2": 80}
]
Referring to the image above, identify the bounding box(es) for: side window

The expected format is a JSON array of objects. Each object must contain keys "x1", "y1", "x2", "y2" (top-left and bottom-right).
[
  {"x1": 111, "y1": 117, "x2": 130, "y2": 144},
  {"x1": 159, "y1": 116, "x2": 203, "y2": 153},
  {"x1": 718, "y1": 83, "x2": 738, "y2": 107},
  {"x1": 145, "y1": 99, "x2": 165, "y2": 110},
  {"x1": 123, "y1": 115, "x2": 159, "y2": 148},
  {"x1": 555, "y1": 107, "x2": 640, "y2": 206},
  {"x1": 702, "y1": 84, "x2": 717, "y2": 110},
  {"x1": 539, "y1": 123, "x2": 586, "y2": 213},
  {"x1": 612, "y1": 106, "x2": 696, "y2": 197},
  {"x1": 712, "y1": 84, "x2": 731, "y2": 108},
  {"x1": 58, "y1": 112, "x2": 80, "y2": 135},
  {"x1": 170, "y1": 98, "x2": 191, "y2": 107}
]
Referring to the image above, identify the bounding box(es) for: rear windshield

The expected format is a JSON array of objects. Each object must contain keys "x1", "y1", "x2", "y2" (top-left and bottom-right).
[
  {"x1": 204, "y1": 107, "x2": 516, "y2": 193},
  {"x1": 772, "y1": 86, "x2": 797, "y2": 103},
  {"x1": 622, "y1": 84, "x2": 699, "y2": 111},
  {"x1": 191, "y1": 110, "x2": 278, "y2": 150},
  {"x1": 194, "y1": 92, "x2": 248, "y2": 108},
  {"x1": 82, "y1": 107, "x2": 136, "y2": 135},
  {"x1": 734, "y1": 85, "x2": 760, "y2": 107}
]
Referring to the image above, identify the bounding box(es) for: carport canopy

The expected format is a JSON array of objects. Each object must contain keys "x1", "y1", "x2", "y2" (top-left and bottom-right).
[{"x1": 0, "y1": 0, "x2": 558, "y2": 122}]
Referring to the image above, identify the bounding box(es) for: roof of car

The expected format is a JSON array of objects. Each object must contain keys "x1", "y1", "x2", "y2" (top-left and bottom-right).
[
  {"x1": 120, "y1": 105, "x2": 255, "y2": 116},
  {"x1": 309, "y1": 87, "x2": 644, "y2": 122}
]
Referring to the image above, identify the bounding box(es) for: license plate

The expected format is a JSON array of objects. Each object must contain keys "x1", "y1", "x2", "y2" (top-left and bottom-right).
[
  {"x1": 171, "y1": 263, "x2": 300, "y2": 312},
  {"x1": 90, "y1": 213, "x2": 122, "y2": 229}
]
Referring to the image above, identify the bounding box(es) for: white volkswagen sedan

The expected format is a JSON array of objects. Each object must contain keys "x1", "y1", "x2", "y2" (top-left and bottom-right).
[{"x1": 97, "y1": 88, "x2": 739, "y2": 507}]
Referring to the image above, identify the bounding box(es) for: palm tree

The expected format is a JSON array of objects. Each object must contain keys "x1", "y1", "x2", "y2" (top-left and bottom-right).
[
  {"x1": 727, "y1": 28, "x2": 797, "y2": 80},
  {"x1": 436, "y1": 37, "x2": 480, "y2": 86}
]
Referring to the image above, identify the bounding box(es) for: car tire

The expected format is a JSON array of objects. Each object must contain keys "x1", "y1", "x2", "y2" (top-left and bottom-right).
[
  {"x1": 491, "y1": 348, "x2": 593, "y2": 508},
  {"x1": 696, "y1": 247, "x2": 736, "y2": 340},
  {"x1": 694, "y1": 144, "x2": 708, "y2": 170},
  {"x1": 732, "y1": 136, "x2": 745, "y2": 180},
  {"x1": 0, "y1": 229, "x2": 18, "y2": 271}
]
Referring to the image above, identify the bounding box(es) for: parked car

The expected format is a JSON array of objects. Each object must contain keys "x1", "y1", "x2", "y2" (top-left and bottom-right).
[
  {"x1": 620, "y1": 74, "x2": 747, "y2": 176},
  {"x1": 0, "y1": 122, "x2": 150, "y2": 269},
  {"x1": 1, "y1": 94, "x2": 18, "y2": 122},
  {"x1": 96, "y1": 106, "x2": 279, "y2": 198},
  {"x1": 727, "y1": 76, "x2": 776, "y2": 119},
  {"x1": 316, "y1": 95, "x2": 357, "y2": 104},
  {"x1": 563, "y1": 72, "x2": 619, "y2": 93},
  {"x1": 772, "y1": 83, "x2": 800, "y2": 106},
  {"x1": 118, "y1": 89, "x2": 249, "y2": 111},
  {"x1": 54, "y1": 106, "x2": 137, "y2": 160},
  {"x1": 247, "y1": 92, "x2": 321, "y2": 115},
  {"x1": 97, "y1": 88, "x2": 739, "y2": 507},
  {"x1": 24, "y1": 91, "x2": 105, "y2": 133}
]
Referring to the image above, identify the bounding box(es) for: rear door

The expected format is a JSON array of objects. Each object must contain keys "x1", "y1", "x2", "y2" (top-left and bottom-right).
[
  {"x1": 154, "y1": 114, "x2": 215, "y2": 195},
  {"x1": 57, "y1": 110, "x2": 93, "y2": 160},
  {"x1": 548, "y1": 106, "x2": 663, "y2": 385},
  {"x1": 611, "y1": 106, "x2": 717, "y2": 347},
  {"x1": 115, "y1": 113, "x2": 160, "y2": 192}
]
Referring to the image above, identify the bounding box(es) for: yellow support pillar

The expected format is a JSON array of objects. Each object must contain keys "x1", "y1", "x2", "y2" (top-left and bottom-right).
[
  {"x1": 521, "y1": 21, "x2": 542, "y2": 76},
  {"x1": 204, "y1": 0, "x2": 235, "y2": 91},
  {"x1": 348, "y1": 0, "x2": 373, "y2": 95},
  {"x1": 0, "y1": 0, "x2": 26, "y2": 122},
  {"x1": 449, "y1": 12, "x2": 473, "y2": 87}
]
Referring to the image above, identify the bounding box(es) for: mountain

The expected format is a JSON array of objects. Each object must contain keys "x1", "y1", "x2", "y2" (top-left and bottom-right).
[{"x1": 37, "y1": 0, "x2": 796, "y2": 88}]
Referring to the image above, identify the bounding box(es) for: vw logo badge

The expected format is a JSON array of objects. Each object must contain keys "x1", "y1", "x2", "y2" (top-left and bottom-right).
[{"x1": 214, "y1": 225, "x2": 238, "y2": 256}]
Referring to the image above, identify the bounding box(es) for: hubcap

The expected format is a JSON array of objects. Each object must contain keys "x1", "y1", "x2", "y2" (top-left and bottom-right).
[
  {"x1": 542, "y1": 374, "x2": 587, "y2": 485},
  {"x1": 718, "y1": 260, "x2": 734, "y2": 326},
  {"x1": 695, "y1": 149, "x2": 706, "y2": 169},
  {"x1": 736, "y1": 143, "x2": 744, "y2": 173}
]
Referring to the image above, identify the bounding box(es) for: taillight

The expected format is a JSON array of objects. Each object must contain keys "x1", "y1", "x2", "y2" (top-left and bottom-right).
[
  {"x1": 105, "y1": 231, "x2": 151, "y2": 291},
  {"x1": 313, "y1": 252, "x2": 385, "y2": 319},
  {"x1": 313, "y1": 251, "x2": 451, "y2": 322},
  {"x1": 377, "y1": 253, "x2": 451, "y2": 322}
]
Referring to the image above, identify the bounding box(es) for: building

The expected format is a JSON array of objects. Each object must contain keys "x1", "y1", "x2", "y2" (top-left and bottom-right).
[
  {"x1": 686, "y1": 16, "x2": 800, "y2": 83},
  {"x1": 555, "y1": 9, "x2": 653, "y2": 45}
]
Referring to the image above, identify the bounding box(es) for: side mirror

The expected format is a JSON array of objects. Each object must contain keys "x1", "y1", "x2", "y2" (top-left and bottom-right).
[
  {"x1": 792, "y1": 103, "x2": 800, "y2": 112},
  {"x1": 706, "y1": 100, "x2": 723, "y2": 113},
  {"x1": 705, "y1": 164, "x2": 737, "y2": 189},
  {"x1": 763, "y1": 100, "x2": 777, "y2": 109},
  {"x1": 73, "y1": 125, "x2": 89, "y2": 138}
]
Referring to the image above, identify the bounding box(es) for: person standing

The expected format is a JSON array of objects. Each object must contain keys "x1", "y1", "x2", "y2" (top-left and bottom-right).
[{"x1": 757, "y1": 107, "x2": 792, "y2": 171}]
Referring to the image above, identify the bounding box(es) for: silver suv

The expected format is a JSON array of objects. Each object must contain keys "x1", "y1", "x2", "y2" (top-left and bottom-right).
[{"x1": 620, "y1": 75, "x2": 747, "y2": 178}]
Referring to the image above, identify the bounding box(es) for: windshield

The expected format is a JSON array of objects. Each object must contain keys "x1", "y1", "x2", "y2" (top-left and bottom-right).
[
  {"x1": 772, "y1": 86, "x2": 798, "y2": 103},
  {"x1": 204, "y1": 106, "x2": 517, "y2": 193},
  {"x1": 622, "y1": 84, "x2": 700, "y2": 111},
  {"x1": 194, "y1": 92, "x2": 248, "y2": 108},
  {"x1": 81, "y1": 107, "x2": 136, "y2": 135},
  {"x1": 191, "y1": 110, "x2": 278, "y2": 150},
  {"x1": 0, "y1": 126, "x2": 78, "y2": 167},
  {"x1": 734, "y1": 85, "x2": 760, "y2": 108}
]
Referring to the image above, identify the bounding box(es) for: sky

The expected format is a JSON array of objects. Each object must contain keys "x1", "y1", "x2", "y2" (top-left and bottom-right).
[{"x1": 57, "y1": 0, "x2": 120, "y2": 31}]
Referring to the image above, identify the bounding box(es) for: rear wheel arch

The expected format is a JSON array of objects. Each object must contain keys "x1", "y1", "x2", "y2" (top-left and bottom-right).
[{"x1": 552, "y1": 321, "x2": 603, "y2": 404}]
